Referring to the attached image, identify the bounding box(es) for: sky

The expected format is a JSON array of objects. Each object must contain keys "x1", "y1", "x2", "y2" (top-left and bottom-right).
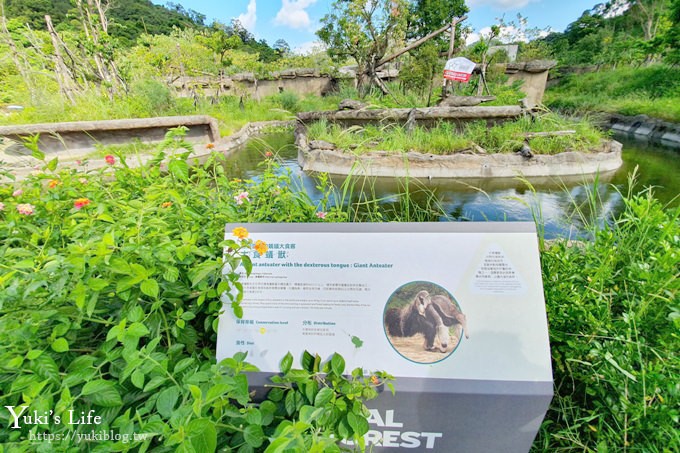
[{"x1": 153, "y1": 0, "x2": 602, "y2": 53}]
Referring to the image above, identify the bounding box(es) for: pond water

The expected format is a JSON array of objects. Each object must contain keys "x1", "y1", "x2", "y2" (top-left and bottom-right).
[{"x1": 223, "y1": 132, "x2": 679, "y2": 239}]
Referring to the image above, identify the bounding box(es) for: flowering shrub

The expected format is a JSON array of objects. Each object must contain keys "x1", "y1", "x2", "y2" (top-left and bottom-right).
[{"x1": 0, "y1": 130, "x2": 378, "y2": 451}]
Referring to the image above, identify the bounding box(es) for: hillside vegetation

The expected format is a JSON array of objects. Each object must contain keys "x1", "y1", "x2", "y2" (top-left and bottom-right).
[
  {"x1": 538, "y1": 0, "x2": 680, "y2": 121},
  {"x1": 545, "y1": 65, "x2": 680, "y2": 122}
]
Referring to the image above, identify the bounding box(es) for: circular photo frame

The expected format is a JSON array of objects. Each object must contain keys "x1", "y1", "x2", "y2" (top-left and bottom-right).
[{"x1": 383, "y1": 281, "x2": 468, "y2": 364}]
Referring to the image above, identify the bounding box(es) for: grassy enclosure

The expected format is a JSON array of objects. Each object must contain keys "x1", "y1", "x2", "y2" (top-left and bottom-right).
[{"x1": 307, "y1": 113, "x2": 606, "y2": 155}]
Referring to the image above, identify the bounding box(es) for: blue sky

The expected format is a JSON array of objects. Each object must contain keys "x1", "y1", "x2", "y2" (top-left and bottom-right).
[{"x1": 154, "y1": 0, "x2": 601, "y2": 52}]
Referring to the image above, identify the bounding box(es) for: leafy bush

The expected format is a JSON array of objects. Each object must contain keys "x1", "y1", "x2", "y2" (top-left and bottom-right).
[
  {"x1": 0, "y1": 130, "x2": 386, "y2": 451},
  {"x1": 536, "y1": 186, "x2": 680, "y2": 451},
  {"x1": 276, "y1": 91, "x2": 300, "y2": 113}
]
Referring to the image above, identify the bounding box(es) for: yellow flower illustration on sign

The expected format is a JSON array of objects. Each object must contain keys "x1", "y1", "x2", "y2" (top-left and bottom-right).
[{"x1": 259, "y1": 327, "x2": 266, "y2": 335}]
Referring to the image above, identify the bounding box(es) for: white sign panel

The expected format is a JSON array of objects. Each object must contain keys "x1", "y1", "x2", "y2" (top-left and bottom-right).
[
  {"x1": 217, "y1": 223, "x2": 552, "y2": 383},
  {"x1": 443, "y1": 57, "x2": 476, "y2": 82}
]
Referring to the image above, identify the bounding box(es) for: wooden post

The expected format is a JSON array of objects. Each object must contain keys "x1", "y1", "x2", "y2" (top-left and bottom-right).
[{"x1": 442, "y1": 16, "x2": 464, "y2": 100}]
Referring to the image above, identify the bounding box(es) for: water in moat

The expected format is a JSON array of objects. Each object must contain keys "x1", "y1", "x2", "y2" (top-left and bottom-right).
[{"x1": 222, "y1": 132, "x2": 679, "y2": 239}]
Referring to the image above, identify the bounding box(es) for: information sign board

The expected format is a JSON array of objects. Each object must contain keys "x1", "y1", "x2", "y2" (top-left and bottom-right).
[
  {"x1": 443, "y1": 57, "x2": 476, "y2": 82},
  {"x1": 217, "y1": 223, "x2": 553, "y2": 452}
]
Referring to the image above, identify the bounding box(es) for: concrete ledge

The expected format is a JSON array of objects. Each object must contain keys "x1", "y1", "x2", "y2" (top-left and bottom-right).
[
  {"x1": 602, "y1": 114, "x2": 680, "y2": 148},
  {"x1": 0, "y1": 115, "x2": 220, "y2": 154},
  {"x1": 296, "y1": 121, "x2": 622, "y2": 178},
  {"x1": 1, "y1": 120, "x2": 293, "y2": 182},
  {"x1": 298, "y1": 106, "x2": 524, "y2": 128}
]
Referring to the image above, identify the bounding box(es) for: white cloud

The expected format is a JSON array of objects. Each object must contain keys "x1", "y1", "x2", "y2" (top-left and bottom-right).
[
  {"x1": 238, "y1": 0, "x2": 257, "y2": 32},
  {"x1": 467, "y1": 0, "x2": 535, "y2": 9},
  {"x1": 293, "y1": 40, "x2": 325, "y2": 55},
  {"x1": 274, "y1": 0, "x2": 317, "y2": 30},
  {"x1": 466, "y1": 24, "x2": 550, "y2": 45}
]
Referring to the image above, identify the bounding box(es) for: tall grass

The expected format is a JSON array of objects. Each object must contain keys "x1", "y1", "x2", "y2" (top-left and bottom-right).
[
  {"x1": 0, "y1": 82, "x2": 339, "y2": 135},
  {"x1": 307, "y1": 113, "x2": 606, "y2": 155},
  {"x1": 535, "y1": 175, "x2": 679, "y2": 451}
]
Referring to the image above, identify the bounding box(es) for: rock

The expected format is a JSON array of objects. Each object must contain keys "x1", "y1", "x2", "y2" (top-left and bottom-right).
[
  {"x1": 438, "y1": 96, "x2": 496, "y2": 107},
  {"x1": 338, "y1": 99, "x2": 368, "y2": 111},
  {"x1": 309, "y1": 140, "x2": 336, "y2": 150}
]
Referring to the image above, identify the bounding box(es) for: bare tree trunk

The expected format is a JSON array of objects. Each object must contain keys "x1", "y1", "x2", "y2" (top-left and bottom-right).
[
  {"x1": 375, "y1": 18, "x2": 465, "y2": 69},
  {"x1": 75, "y1": 0, "x2": 122, "y2": 95},
  {"x1": 45, "y1": 15, "x2": 77, "y2": 103},
  {"x1": 0, "y1": 2, "x2": 35, "y2": 99}
]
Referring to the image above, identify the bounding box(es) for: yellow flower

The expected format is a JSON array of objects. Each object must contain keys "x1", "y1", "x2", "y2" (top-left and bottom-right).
[
  {"x1": 232, "y1": 227, "x2": 249, "y2": 239},
  {"x1": 161, "y1": 201, "x2": 173, "y2": 208},
  {"x1": 48, "y1": 179, "x2": 61, "y2": 189},
  {"x1": 254, "y1": 240, "x2": 268, "y2": 256}
]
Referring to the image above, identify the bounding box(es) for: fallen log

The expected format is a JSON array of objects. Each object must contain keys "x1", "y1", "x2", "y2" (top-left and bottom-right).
[{"x1": 298, "y1": 106, "x2": 523, "y2": 123}]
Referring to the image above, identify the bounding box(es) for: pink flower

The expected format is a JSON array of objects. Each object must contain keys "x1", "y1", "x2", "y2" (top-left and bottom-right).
[
  {"x1": 316, "y1": 211, "x2": 327, "y2": 219},
  {"x1": 0, "y1": 202, "x2": 5, "y2": 211},
  {"x1": 12, "y1": 189, "x2": 23, "y2": 197},
  {"x1": 105, "y1": 155, "x2": 115, "y2": 165},
  {"x1": 74, "y1": 198, "x2": 91, "y2": 210},
  {"x1": 234, "y1": 191, "x2": 250, "y2": 205},
  {"x1": 75, "y1": 160, "x2": 82, "y2": 166},
  {"x1": 16, "y1": 203, "x2": 35, "y2": 215},
  {"x1": 265, "y1": 151, "x2": 273, "y2": 158}
]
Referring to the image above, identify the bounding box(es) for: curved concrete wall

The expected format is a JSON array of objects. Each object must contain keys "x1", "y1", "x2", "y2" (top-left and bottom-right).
[
  {"x1": 604, "y1": 114, "x2": 680, "y2": 148},
  {"x1": 298, "y1": 141, "x2": 623, "y2": 179}
]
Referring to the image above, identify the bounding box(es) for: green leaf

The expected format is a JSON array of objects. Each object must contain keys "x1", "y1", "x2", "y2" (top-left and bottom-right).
[
  {"x1": 280, "y1": 352, "x2": 293, "y2": 374},
  {"x1": 169, "y1": 159, "x2": 189, "y2": 182},
  {"x1": 263, "y1": 436, "x2": 291, "y2": 453},
  {"x1": 81, "y1": 380, "x2": 122, "y2": 407},
  {"x1": 30, "y1": 147, "x2": 45, "y2": 161},
  {"x1": 284, "y1": 390, "x2": 296, "y2": 416},
  {"x1": 51, "y1": 338, "x2": 69, "y2": 353},
  {"x1": 128, "y1": 306, "x2": 145, "y2": 323},
  {"x1": 156, "y1": 386, "x2": 180, "y2": 418},
  {"x1": 143, "y1": 376, "x2": 167, "y2": 392},
  {"x1": 174, "y1": 357, "x2": 195, "y2": 374},
  {"x1": 189, "y1": 260, "x2": 221, "y2": 287},
  {"x1": 46, "y1": 157, "x2": 58, "y2": 171},
  {"x1": 26, "y1": 350, "x2": 43, "y2": 360},
  {"x1": 300, "y1": 405, "x2": 323, "y2": 423},
  {"x1": 241, "y1": 255, "x2": 253, "y2": 276},
  {"x1": 140, "y1": 279, "x2": 159, "y2": 299},
  {"x1": 331, "y1": 353, "x2": 345, "y2": 376},
  {"x1": 186, "y1": 418, "x2": 217, "y2": 453},
  {"x1": 314, "y1": 387, "x2": 334, "y2": 407},
  {"x1": 347, "y1": 412, "x2": 369, "y2": 437},
  {"x1": 131, "y1": 370, "x2": 145, "y2": 389},
  {"x1": 351, "y1": 336, "x2": 364, "y2": 348},
  {"x1": 126, "y1": 322, "x2": 150, "y2": 338},
  {"x1": 87, "y1": 278, "x2": 109, "y2": 291},
  {"x1": 301, "y1": 351, "x2": 315, "y2": 372},
  {"x1": 243, "y1": 424, "x2": 264, "y2": 448}
]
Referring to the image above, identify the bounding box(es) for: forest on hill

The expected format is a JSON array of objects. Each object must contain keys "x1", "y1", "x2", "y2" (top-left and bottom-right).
[{"x1": 537, "y1": 0, "x2": 680, "y2": 66}]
